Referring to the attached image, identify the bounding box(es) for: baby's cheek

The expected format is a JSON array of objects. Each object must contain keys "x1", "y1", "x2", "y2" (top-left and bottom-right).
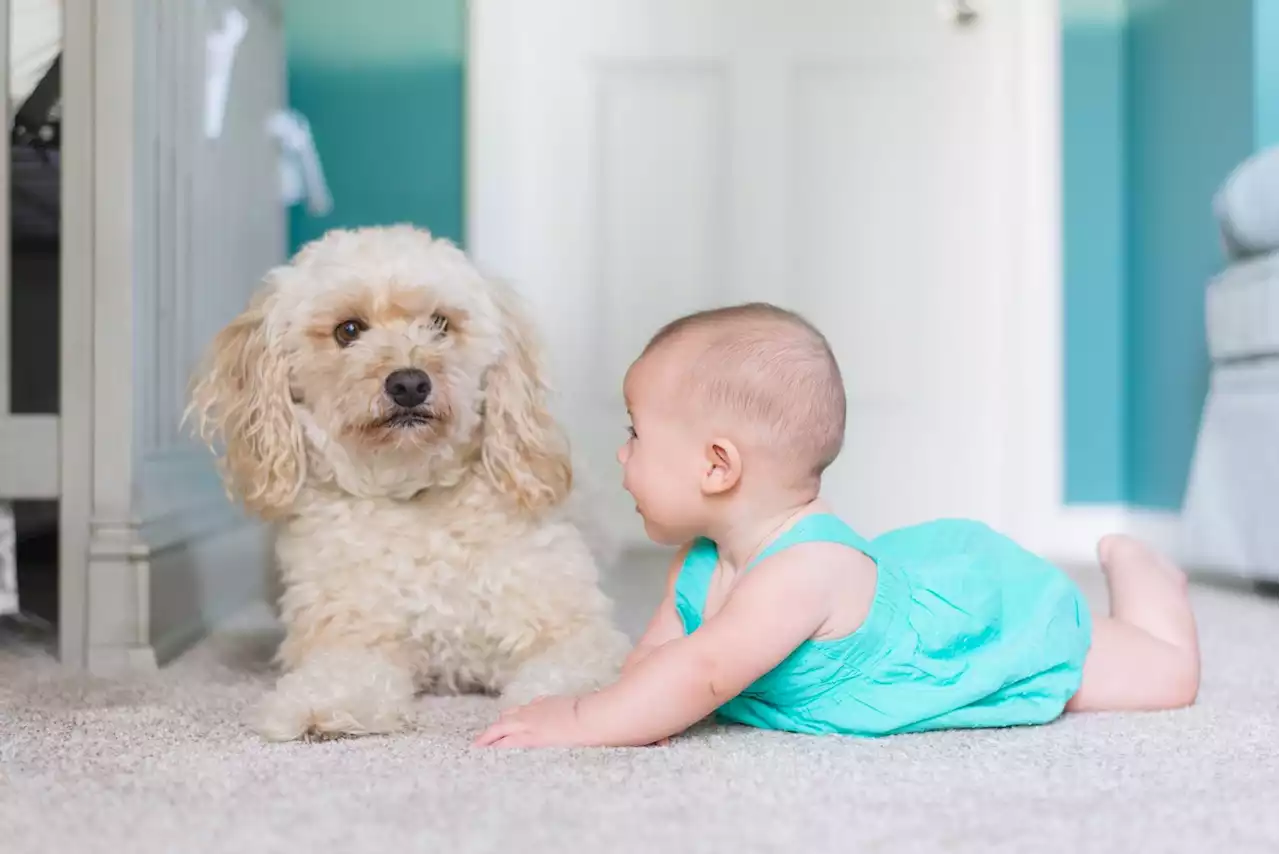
[{"x1": 630, "y1": 460, "x2": 657, "y2": 498}]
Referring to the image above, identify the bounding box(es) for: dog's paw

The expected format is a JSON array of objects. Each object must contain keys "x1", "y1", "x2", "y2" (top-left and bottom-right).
[
  {"x1": 499, "y1": 658, "x2": 606, "y2": 709},
  {"x1": 250, "y1": 648, "x2": 415, "y2": 742},
  {"x1": 251, "y1": 690, "x2": 309, "y2": 742},
  {"x1": 499, "y1": 625, "x2": 631, "y2": 708},
  {"x1": 496, "y1": 679, "x2": 551, "y2": 710},
  {"x1": 250, "y1": 691, "x2": 408, "y2": 742}
]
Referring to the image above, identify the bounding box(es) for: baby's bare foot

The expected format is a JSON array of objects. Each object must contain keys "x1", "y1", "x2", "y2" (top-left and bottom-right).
[
  {"x1": 1094, "y1": 534, "x2": 1197, "y2": 653},
  {"x1": 1097, "y1": 534, "x2": 1189, "y2": 591}
]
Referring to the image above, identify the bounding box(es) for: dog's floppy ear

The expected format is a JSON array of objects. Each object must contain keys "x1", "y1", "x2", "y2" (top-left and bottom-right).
[
  {"x1": 479, "y1": 282, "x2": 573, "y2": 513},
  {"x1": 186, "y1": 284, "x2": 306, "y2": 519}
]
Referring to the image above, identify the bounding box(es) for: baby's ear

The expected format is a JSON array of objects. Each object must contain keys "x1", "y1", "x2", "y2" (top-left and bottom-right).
[
  {"x1": 185, "y1": 285, "x2": 306, "y2": 518},
  {"x1": 478, "y1": 282, "x2": 573, "y2": 513},
  {"x1": 701, "y1": 438, "x2": 743, "y2": 495}
]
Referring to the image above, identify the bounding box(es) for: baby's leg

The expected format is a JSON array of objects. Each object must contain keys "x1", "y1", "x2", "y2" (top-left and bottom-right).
[{"x1": 1067, "y1": 535, "x2": 1201, "y2": 712}]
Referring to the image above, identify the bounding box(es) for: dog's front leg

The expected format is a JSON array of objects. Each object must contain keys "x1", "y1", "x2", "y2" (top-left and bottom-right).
[
  {"x1": 499, "y1": 619, "x2": 633, "y2": 707},
  {"x1": 252, "y1": 621, "x2": 416, "y2": 743}
]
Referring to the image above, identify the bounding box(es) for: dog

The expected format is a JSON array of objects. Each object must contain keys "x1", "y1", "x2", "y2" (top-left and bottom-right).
[{"x1": 187, "y1": 224, "x2": 632, "y2": 742}]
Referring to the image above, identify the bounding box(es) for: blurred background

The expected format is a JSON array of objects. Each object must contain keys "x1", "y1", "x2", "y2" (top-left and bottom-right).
[{"x1": 0, "y1": 0, "x2": 1275, "y2": 673}]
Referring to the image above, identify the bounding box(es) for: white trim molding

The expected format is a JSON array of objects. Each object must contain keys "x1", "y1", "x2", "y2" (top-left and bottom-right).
[{"x1": 999, "y1": 0, "x2": 1065, "y2": 549}]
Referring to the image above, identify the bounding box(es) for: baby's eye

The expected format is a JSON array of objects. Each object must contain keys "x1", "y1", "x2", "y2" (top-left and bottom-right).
[{"x1": 626, "y1": 425, "x2": 637, "y2": 440}]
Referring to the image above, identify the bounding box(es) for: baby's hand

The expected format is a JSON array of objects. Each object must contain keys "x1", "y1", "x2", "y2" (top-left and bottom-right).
[
  {"x1": 473, "y1": 695, "x2": 588, "y2": 748},
  {"x1": 473, "y1": 694, "x2": 673, "y2": 748}
]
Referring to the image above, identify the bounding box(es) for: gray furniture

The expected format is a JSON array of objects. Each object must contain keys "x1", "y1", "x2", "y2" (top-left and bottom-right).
[
  {"x1": 1181, "y1": 147, "x2": 1279, "y2": 583},
  {"x1": 1, "y1": 0, "x2": 288, "y2": 673}
]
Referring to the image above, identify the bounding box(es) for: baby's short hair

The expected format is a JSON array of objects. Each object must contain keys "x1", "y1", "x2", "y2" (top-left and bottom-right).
[{"x1": 642, "y1": 302, "x2": 846, "y2": 477}]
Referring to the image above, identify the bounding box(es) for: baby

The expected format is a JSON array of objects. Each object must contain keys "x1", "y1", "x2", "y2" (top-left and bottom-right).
[{"x1": 475, "y1": 303, "x2": 1201, "y2": 748}]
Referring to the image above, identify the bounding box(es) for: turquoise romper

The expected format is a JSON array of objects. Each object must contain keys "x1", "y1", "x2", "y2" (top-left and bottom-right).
[{"x1": 674, "y1": 514, "x2": 1093, "y2": 737}]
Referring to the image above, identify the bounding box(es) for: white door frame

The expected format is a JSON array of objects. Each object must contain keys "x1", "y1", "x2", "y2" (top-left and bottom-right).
[
  {"x1": 998, "y1": 0, "x2": 1066, "y2": 554},
  {"x1": 466, "y1": 1, "x2": 1066, "y2": 554}
]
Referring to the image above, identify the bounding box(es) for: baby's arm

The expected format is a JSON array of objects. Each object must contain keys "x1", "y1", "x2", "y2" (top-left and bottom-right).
[
  {"x1": 575, "y1": 543, "x2": 838, "y2": 747},
  {"x1": 620, "y1": 544, "x2": 691, "y2": 675}
]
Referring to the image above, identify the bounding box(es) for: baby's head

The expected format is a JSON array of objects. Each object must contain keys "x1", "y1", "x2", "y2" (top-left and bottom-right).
[{"x1": 617, "y1": 302, "x2": 846, "y2": 545}]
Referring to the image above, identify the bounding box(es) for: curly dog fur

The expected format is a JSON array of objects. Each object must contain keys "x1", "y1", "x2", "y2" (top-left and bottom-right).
[{"x1": 187, "y1": 225, "x2": 630, "y2": 741}]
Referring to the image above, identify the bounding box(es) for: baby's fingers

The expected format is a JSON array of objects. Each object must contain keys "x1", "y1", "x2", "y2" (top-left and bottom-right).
[{"x1": 473, "y1": 720, "x2": 524, "y2": 747}]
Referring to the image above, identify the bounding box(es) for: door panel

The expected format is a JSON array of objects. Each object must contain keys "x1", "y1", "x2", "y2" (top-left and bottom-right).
[{"x1": 470, "y1": 0, "x2": 1015, "y2": 546}]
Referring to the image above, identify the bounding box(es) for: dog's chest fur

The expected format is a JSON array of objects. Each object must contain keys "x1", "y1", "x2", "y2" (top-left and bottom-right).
[{"x1": 272, "y1": 487, "x2": 610, "y2": 693}]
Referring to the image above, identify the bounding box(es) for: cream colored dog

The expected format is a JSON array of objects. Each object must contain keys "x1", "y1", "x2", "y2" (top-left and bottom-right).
[{"x1": 188, "y1": 225, "x2": 631, "y2": 742}]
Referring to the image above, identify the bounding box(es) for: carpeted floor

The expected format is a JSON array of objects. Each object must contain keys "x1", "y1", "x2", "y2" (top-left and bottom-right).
[{"x1": 1, "y1": 558, "x2": 1276, "y2": 854}]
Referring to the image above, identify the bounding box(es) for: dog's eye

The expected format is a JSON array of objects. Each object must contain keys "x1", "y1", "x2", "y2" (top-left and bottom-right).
[
  {"x1": 430, "y1": 313, "x2": 450, "y2": 334},
  {"x1": 334, "y1": 319, "x2": 366, "y2": 346}
]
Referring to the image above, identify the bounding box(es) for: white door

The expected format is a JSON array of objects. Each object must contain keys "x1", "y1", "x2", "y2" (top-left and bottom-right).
[{"x1": 470, "y1": 0, "x2": 1024, "y2": 549}]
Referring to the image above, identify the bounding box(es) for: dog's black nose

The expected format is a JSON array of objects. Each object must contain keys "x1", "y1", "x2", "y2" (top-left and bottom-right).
[{"x1": 385, "y1": 369, "x2": 432, "y2": 408}]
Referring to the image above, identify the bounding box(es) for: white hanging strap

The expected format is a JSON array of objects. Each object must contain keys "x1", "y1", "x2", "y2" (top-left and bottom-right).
[
  {"x1": 267, "y1": 109, "x2": 334, "y2": 217},
  {"x1": 204, "y1": 7, "x2": 248, "y2": 140},
  {"x1": 8, "y1": 0, "x2": 62, "y2": 107}
]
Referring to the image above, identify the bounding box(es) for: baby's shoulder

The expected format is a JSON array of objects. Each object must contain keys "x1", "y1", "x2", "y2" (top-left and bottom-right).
[
  {"x1": 738, "y1": 539, "x2": 877, "y2": 639},
  {"x1": 753, "y1": 537, "x2": 876, "y2": 583}
]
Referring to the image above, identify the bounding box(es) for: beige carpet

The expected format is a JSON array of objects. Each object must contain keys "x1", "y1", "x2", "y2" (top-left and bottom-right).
[{"x1": 1, "y1": 562, "x2": 1276, "y2": 854}]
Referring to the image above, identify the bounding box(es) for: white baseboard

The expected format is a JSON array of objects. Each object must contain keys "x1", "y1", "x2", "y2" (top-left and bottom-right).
[
  {"x1": 1031, "y1": 504, "x2": 1182, "y2": 566},
  {"x1": 1032, "y1": 505, "x2": 1126, "y2": 565},
  {"x1": 1123, "y1": 509, "x2": 1184, "y2": 559}
]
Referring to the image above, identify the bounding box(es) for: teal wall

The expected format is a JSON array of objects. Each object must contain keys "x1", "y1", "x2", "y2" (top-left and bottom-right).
[
  {"x1": 285, "y1": 0, "x2": 466, "y2": 254},
  {"x1": 1125, "y1": 0, "x2": 1258, "y2": 509},
  {"x1": 1062, "y1": 0, "x2": 1273, "y2": 510},
  {"x1": 1061, "y1": 1, "x2": 1131, "y2": 504},
  {"x1": 1257, "y1": 0, "x2": 1280, "y2": 148}
]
